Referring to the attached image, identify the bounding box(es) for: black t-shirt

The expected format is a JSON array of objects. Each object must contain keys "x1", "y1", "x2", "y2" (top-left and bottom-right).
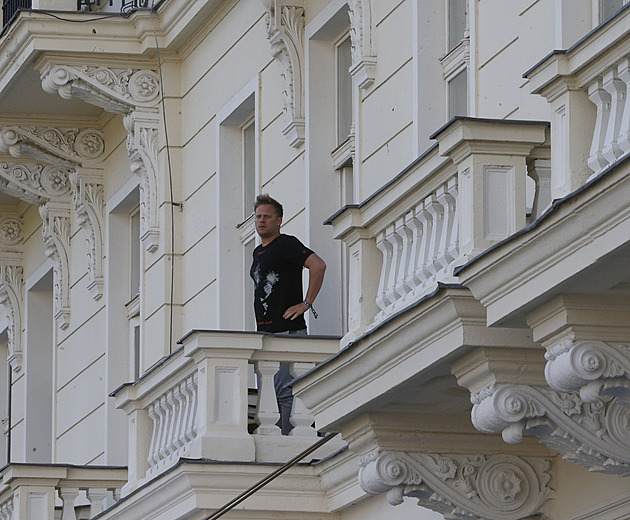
[{"x1": 250, "y1": 234, "x2": 313, "y2": 333}]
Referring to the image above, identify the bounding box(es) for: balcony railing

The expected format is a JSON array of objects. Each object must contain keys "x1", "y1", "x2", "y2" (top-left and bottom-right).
[
  {"x1": 0, "y1": 464, "x2": 126, "y2": 520},
  {"x1": 2, "y1": 0, "x2": 30, "y2": 27},
  {"x1": 113, "y1": 330, "x2": 341, "y2": 494}
]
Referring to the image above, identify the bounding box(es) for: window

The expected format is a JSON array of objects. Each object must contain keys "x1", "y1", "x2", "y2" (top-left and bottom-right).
[
  {"x1": 129, "y1": 207, "x2": 140, "y2": 300},
  {"x1": 448, "y1": 69, "x2": 468, "y2": 118},
  {"x1": 441, "y1": 1, "x2": 469, "y2": 120},
  {"x1": 336, "y1": 34, "x2": 353, "y2": 146},
  {"x1": 448, "y1": 0, "x2": 467, "y2": 50},
  {"x1": 242, "y1": 118, "x2": 256, "y2": 221},
  {"x1": 599, "y1": 0, "x2": 624, "y2": 22}
]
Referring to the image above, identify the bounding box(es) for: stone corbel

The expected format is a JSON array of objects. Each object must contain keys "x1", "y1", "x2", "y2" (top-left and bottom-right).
[
  {"x1": 70, "y1": 170, "x2": 105, "y2": 300},
  {"x1": 41, "y1": 64, "x2": 161, "y2": 114},
  {"x1": 0, "y1": 216, "x2": 24, "y2": 372},
  {"x1": 359, "y1": 451, "x2": 554, "y2": 520},
  {"x1": 261, "y1": 0, "x2": 306, "y2": 147},
  {"x1": 347, "y1": 0, "x2": 376, "y2": 89},
  {"x1": 124, "y1": 110, "x2": 160, "y2": 253},
  {"x1": 39, "y1": 201, "x2": 72, "y2": 330}
]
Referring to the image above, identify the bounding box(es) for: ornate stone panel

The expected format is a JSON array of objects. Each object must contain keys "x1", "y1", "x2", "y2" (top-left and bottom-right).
[
  {"x1": 70, "y1": 170, "x2": 105, "y2": 300},
  {"x1": 124, "y1": 110, "x2": 160, "y2": 253},
  {"x1": 262, "y1": 0, "x2": 306, "y2": 147},
  {"x1": 347, "y1": 0, "x2": 376, "y2": 89},
  {"x1": 471, "y1": 384, "x2": 630, "y2": 476},
  {"x1": 39, "y1": 201, "x2": 72, "y2": 330},
  {"x1": 41, "y1": 64, "x2": 161, "y2": 114},
  {"x1": 0, "y1": 216, "x2": 24, "y2": 372},
  {"x1": 0, "y1": 162, "x2": 72, "y2": 204},
  {"x1": 359, "y1": 451, "x2": 554, "y2": 520},
  {"x1": 545, "y1": 339, "x2": 630, "y2": 406}
]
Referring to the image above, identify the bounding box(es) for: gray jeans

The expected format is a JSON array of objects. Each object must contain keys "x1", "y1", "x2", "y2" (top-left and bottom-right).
[{"x1": 274, "y1": 328, "x2": 307, "y2": 434}]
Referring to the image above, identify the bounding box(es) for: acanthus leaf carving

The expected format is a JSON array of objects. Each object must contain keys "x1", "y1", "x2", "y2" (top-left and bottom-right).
[
  {"x1": 70, "y1": 170, "x2": 105, "y2": 300},
  {"x1": 124, "y1": 110, "x2": 160, "y2": 253},
  {"x1": 347, "y1": 0, "x2": 376, "y2": 89},
  {"x1": 262, "y1": 1, "x2": 305, "y2": 148},
  {"x1": 41, "y1": 64, "x2": 160, "y2": 114},
  {"x1": 358, "y1": 451, "x2": 554, "y2": 520},
  {"x1": 39, "y1": 201, "x2": 72, "y2": 330},
  {"x1": 470, "y1": 383, "x2": 630, "y2": 476}
]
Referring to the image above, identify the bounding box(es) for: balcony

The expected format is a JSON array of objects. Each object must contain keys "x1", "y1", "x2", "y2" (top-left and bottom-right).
[
  {"x1": 0, "y1": 464, "x2": 126, "y2": 520},
  {"x1": 111, "y1": 330, "x2": 344, "y2": 495},
  {"x1": 2, "y1": 0, "x2": 30, "y2": 27}
]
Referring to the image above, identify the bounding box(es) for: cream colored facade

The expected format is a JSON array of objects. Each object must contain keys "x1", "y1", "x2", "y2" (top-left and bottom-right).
[{"x1": 0, "y1": 0, "x2": 626, "y2": 519}]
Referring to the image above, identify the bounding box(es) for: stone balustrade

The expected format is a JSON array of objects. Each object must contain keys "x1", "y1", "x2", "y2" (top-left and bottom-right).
[
  {"x1": 0, "y1": 464, "x2": 126, "y2": 520},
  {"x1": 113, "y1": 330, "x2": 341, "y2": 494}
]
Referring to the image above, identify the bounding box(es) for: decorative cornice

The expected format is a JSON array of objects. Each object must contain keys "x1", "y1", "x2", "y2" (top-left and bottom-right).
[
  {"x1": 124, "y1": 110, "x2": 160, "y2": 253},
  {"x1": 262, "y1": 1, "x2": 305, "y2": 148},
  {"x1": 471, "y1": 384, "x2": 630, "y2": 476},
  {"x1": 70, "y1": 170, "x2": 105, "y2": 301},
  {"x1": 0, "y1": 217, "x2": 24, "y2": 372},
  {"x1": 545, "y1": 339, "x2": 630, "y2": 406},
  {"x1": 0, "y1": 162, "x2": 72, "y2": 204},
  {"x1": 41, "y1": 64, "x2": 161, "y2": 114},
  {"x1": 359, "y1": 451, "x2": 554, "y2": 520},
  {"x1": 0, "y1": 126, "x2": 104, "y2": 167},
  {"x1": 39, "y1": 201, "x2": 72, "y2": 330},
  {"x1": 347, "y1": 0, "x2": 376, "y2": 89}
]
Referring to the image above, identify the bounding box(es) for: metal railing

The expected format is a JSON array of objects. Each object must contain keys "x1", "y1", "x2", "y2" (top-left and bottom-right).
[{"x1": 2, "y1": 0, "x2": 30, "y2": 28}]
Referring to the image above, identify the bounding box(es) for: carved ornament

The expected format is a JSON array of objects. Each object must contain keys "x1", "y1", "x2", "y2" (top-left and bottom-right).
[
  {"x1": 347, "y1": 0, "x2": 376, "y2": 89},
  {"x1": 41, "y1": 64, "x2": 160, "y2": 114},
  {"x1": 471, "y1": 384, "x2": 630, "y2": 476},
  {"x1": 0, "y1": 162, "x2": 72, "y2": 204},
  {"x1": 262, "y1": 0, "x2": 305, "y2": 148},
  {"x1": 39, "y1": 201, "x2": 72, "y2": 330},
  {"x1": 70, "y1": 170, "x2": 105, "y2": 300},
  {"x1": 359, "y1": 451, "x2": 554, "y2": 520}
]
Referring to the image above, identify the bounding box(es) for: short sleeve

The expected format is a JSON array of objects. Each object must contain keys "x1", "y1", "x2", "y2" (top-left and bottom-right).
[{"x1": 282, "y1": 235, "x2": 314, "y2": 266}]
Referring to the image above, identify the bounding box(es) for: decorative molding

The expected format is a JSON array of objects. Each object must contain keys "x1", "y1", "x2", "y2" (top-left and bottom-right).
[
  {"x1": 0, "y1": 126, "x2": 105, "y2": 166},
  {"x1": 70, "y1": 170, "x2": 105, "y2": 300},
  {"x1": 0, "y1": 217, "x2": 24, "y2": 372},
  {"x1": 347, "y1": 0, "x2": 376, "y2": 89},
  {"x1": 359, "y1": 451, "x2": 554, "y2": 520},
  {"x1": 471, "y1": 384, "x2": 630, "y2": 476},
  {"x1": 124, "y1": 110, "x2": 160, "y2": 253},
  {"x1": 545, "y1": 339, "x2": 630, "y2": 406},
  {"x1": 0, "y1": 162, "x2": 72, "y2": 204},
  {"x1": 262, "y1": 0, "x2": 306, "y2": 147},
  {"x1": 41, "y1": 64, "x2": 161, "y2": 114},
  {"x1": 39, "y1": 201, "x2": 72, "y2": 330}
]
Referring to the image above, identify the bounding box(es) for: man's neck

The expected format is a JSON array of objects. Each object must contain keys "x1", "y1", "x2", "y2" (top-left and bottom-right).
[{"x1": 261, "y1": 232, "x2": 281, "y2": 247}]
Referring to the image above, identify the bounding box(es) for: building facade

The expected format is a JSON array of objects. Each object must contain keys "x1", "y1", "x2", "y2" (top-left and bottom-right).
[{"x1": 0, "y1": 0, "x2": 626, "y2": 518}]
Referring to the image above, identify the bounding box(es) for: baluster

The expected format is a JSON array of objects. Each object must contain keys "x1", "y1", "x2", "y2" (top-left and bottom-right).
[
  {"x1": 587, "y1": 79, "x2": 612, "y2": 174},
  {"x1": 151, "y1": 396, "x2": 167, "y2": 467},
  {"x1": 601, "y1": 69, "x2": 626, "y2": 165},
  {"x1": 435, "y1": 179, "x2": 458, "y2": 271},
  {"x1": 146, "y1": 401, "x2": 160, "y2": 467},
  {"x1": 172, "y1": 382, "x2": 187, "y2": 451},
  {"x1": 424, "y1": 194, "x2": 445, "y2": 277},
  {"x1": 59, "y1": 488, "x2": 79, "y2": 520},
  {"x1": 414, "y1": 203, "x2": 433, "y2": 289},
  {"x1": 186, "y1": 374, "x2": 199, "y2": 441},
  {"x1": 289, "y1": 362, "x2": 317, "y2": 437},
  {"x1": 445, "y1": 177, "x2": 459, "y2": 264},
  {"x1": 617, "y1": 58, "x2": 630, "y2": 154},
  {"x1": 102, "y1": 489, "x2": 117, "y2": 510},
  {"x1": 181, "y1": 376, "x2": 194, "y2": 444},
  {"x1": 86, "y1": 488, "x2": 108, "y2": 517},
  {"x1": 384, "y1": 223, "x2": 403, "y2": 309},
  {"x1": 375, "y1": 230, "x2": 393, "y2": 312},
  {"x1": 404, "y1": 207, "x2": 424, "y2": 291},
  {"x1": 165, "y1": 388, "x2": 182, "y2": 456},
  {"x1": 393, "y1": 217, "x2": 413, "y2": 301},
  {"x1": 157, "y1": 395, "x2": 172, "y2": 463},
  {"x1": 254, "y1": 360, "x2": 281, "y2": 435}
]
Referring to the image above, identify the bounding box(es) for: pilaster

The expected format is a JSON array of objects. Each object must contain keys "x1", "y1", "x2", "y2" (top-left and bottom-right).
[{"x1": 261, "y1": 0, "x2": 306, "y2": 148}]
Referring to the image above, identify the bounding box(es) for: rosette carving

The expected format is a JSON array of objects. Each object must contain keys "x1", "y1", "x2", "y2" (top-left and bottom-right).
[
  {"x1": 262, "y1": 1, "x2": 305, "y2": 148},
  {"x1": 471, "y1": 384, "x2": 630, "y2": 475},
  {"x1": 0, "y1": 126, "x2": 104, "y2": 166},
  {"x1": 124, "y1": 110, "x2": 160, "y2": 253},
  {"x1": 39, "y1": 201, "x2": 72, "y2": 330},
  {"x1": 545, "y1": 339, "x2": 630, "y2": 406},
  {"x1": 347, "y1": 0, "x2": 377, "y2": 89},
  {"x1": 0, "y1": 163, "x2": 72, "y2": 202},
  {"x1": 70, "y1": 170, "x2": 105, "y2": 300},
  {"x1": 41, "y1": 64, "x2": 160, "y2": 114},
  {"x1": 358, "y1": 451, "x2": 554, "y2": 520}
]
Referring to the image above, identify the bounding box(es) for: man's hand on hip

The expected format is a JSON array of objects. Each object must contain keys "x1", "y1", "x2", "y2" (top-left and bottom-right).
[{"x1": 283, "y1": 302, "x2": 309, "y2": 320}]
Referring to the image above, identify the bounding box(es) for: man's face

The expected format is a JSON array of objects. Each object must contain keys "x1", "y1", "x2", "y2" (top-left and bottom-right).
[{"x1": 255, "y1": 204, "x2": 282, "y2": 239}]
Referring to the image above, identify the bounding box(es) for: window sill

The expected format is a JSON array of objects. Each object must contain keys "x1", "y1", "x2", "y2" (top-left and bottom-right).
[
  {"x1": 332, "y1": 135, "x2": 355, "y2": 170},
  {"x1": 440, "y1": 37, "x2": 470, "y2": 80},
  {"x1": 125, "y1": 294, "x2": 140, "y2": 320}
]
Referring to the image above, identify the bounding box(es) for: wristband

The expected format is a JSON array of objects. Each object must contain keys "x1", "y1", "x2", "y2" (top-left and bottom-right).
[{"x1": 303, "y1": 300, "x2": 318, "y2": 319}]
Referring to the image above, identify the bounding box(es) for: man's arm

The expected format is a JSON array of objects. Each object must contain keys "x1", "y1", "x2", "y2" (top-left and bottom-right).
[{"x1": 283, "y1": 253, "x2": 327, "y2": 321}]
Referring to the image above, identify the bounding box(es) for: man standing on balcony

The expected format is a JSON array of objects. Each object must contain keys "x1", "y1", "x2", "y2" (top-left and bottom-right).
[{"x1": 250, "y1": 194, "x2": 326, "y2": 434}]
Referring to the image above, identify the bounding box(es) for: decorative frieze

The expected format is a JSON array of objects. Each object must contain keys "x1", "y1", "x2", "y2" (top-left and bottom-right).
[
  {"x1": 347, "y1": 0, "x2": 377, "y2": 89},
  {"x1": 471, "y1": 384, "x2": 630, "y2": 476},
  {"x1": 0, "y1": 162, "x2": 72, "y2": 204},
  {"x1": 39, "y1": 201, "x2": 72, "y2": 330},
  {"x1": 70, "y1": 170, "x2": 105, "y2": 301},
  {"x1": 262, "y1": 0, "x2": 306, "y2": 148},
  {"x1": 359, "y1": 451, "x2": 554, "y2": 520},
  {"x1": 124, "y1": 110, "x2": 160, "y2": 253},
  {"x1": 41, "y1": 64, "x2": 161, "y2": 114}
]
